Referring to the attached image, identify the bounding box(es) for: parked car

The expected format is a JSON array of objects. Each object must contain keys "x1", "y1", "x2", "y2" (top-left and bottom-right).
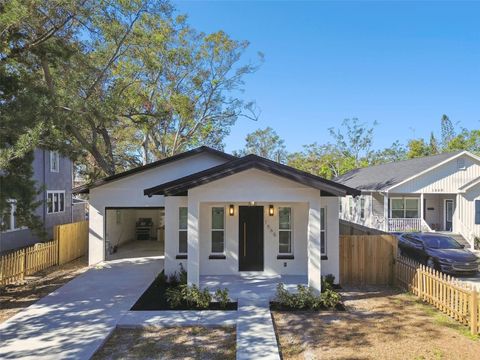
[{"x1": 397, "y1": 233, "x2": 479, "y2": 275}]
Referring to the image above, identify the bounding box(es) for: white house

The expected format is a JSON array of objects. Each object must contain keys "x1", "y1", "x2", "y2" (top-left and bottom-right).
[
  {"x1": 75, "y1": 147, "x2": 358, "y2": 292},
  {"x1": 336, "y1": 151, "x2": 480, "y2": 249}
]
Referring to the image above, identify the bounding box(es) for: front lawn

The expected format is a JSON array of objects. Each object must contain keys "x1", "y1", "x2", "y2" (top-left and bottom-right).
[
  {"x1": 273, "y1": 286, "x2": 480, "y2": 360},
  {"x1": 92, "y1": 326, "x2": 236, "y2": 360}
]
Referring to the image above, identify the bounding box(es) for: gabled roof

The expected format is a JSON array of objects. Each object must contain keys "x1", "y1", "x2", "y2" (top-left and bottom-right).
[
  {"x1": 144, "y1": 154, "x2": 360, "y2": 197},
  {"x1": 334, "y1": 151, "x2": 467, "y2": 191},
  {"x1": 73, "y1": 146, "x2": 235, "y2": 194}
]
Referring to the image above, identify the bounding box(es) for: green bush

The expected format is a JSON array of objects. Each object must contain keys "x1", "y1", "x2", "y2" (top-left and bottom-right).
[
  {"x1": 166, "y1": 264, "x2": 187, "y2": 286},
  {"x1": 274, "y1": 283, "x2": 341, "y2": 310},
  {"x1": 321, "y1": 274, "x2": 335, "y2": 291},
  {"x1": 214, "y1": 288, "x2": 230, "y2": 309},
  {"x1": 166, "y1": 284, "x2": 212, "y2": 309}
]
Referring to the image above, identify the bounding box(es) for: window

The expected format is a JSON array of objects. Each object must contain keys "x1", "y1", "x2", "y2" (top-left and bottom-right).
[
  {"x1": 278, "y1": 207, "x2": 292, "y2": 254},
  {"x1": 391, "y1": 198, "x2": 419, "y2": 218},
  {"x1": 457, "y1": 158, "x2": 466, "y2": 170},
  {"x1": 360, "y1": 197, "x2": 365, "y2": 219},
  {"x1": 211, "y1": 207, "x2": 225, "y2": 253},
  {"x1": 320, "y1": 208, "x2": 327, "y2": 255},
  {"x1": 116, "y1": 210, "x2": 121, "y2": 225},
  {"x1": 348, "y1": 197, "x2": 353, "y2": 216},
  {"x1": 1, "y1": 200, "x2": 20, "y2": 232},
  {"x1": 50, "y1": 151, "x2": 60, "y2": 172},
  {"x1": 178, "y1": 207, "x2": 188, "y2": 254},
  {"x1": 339, "y1": 200, "x2": 343, "y2": 214},
  {"x1": 475, "y1": 200, "x2": 480, "y2": 225},
  {"x1": 47, "y1": 191, "x2": 65, "y2": 214}
]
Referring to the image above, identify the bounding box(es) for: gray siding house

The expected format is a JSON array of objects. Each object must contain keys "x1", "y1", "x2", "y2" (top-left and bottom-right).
[
  {"x1": 336, "y1": 151, "x2": 480, "y2": 249},
  {"x1": 1, "y1": 149, "x2": 76, "y2": 252}
]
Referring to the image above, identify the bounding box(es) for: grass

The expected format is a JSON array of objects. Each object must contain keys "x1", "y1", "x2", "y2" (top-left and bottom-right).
[{"x1": 410, "y1": 294, "x2": 480, "y2": 341}]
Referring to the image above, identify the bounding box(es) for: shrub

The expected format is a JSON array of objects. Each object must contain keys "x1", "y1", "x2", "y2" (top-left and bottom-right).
[
  {"x1": 166, "y1": 284, "x2": 212, "y2": 309},
  {"x1": 322, "y1": 274, "x2": 335, "y2": 291},
  {"x1": 166, "y1": 264, "x2": 187, "y2": 286},
  {"x1": 273, "y1": 283, "x2": 341, "y2": 310},
  {"x1": 475, "y1": 237, "x2": 480, "y2": 250},
  {"x1": 214, "y1": 288, "x2": 230, "y2": 309}
]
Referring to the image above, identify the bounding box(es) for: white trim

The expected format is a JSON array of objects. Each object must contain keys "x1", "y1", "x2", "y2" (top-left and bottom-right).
[
  {"x1": 1, "y1": 200, "x2": 27, "y2": 232},
  {"x1": 178, "y1": 206, "x2": 188, "y2": 254},
  {"x1": 443, "y1": 199, "x2": 454, "y2": 232},
  {"x1": 458, "y1": 177, "x2": 480, "y2": 193},
  {"x1": 50, "y1": 151, "x2": 60, "y2": 173},
  {"x1": 320, "y1": 207, "x2": 327, "y2": 256},
  {"x1": 46, "y1": 190, "x2": 66, "y2": 214},
  {"x1": 387, "y1": 151, "x2": 480, "y2": 192},
  {"x1": 210, "y1": 206, "x2": 226, "y2": 255},
  {"x1": 278, "y1": 206, "x2": 293, "y2": 255},
  {"x1": 389, "y1": 197, "x2": 420, "y2": 218}
]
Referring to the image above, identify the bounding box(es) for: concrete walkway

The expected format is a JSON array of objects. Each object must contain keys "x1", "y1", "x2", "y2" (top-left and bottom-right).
[{"x1": 0, "y1": 257, "x2": 163, "y2": 360}]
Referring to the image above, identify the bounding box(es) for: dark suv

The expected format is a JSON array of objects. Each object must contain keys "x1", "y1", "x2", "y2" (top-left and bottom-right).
[{"x1": 398, "y1": 233, "x2": 479, "y2": 275}]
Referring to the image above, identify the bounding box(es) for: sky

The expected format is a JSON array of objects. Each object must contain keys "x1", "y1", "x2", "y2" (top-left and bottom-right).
[{"x1": 174, "y1": 1, "x2": 480, "y2": 153}]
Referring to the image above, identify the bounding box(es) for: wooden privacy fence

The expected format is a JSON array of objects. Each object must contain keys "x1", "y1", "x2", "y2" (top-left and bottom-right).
[
  {"x1": 340, "y1": 235, "x2": 398, "y2": 285},
  {"x1": 396, "y1": 255, "x2": 479, "y2": 336},
  {"x1": 0, "y1": 220, "x2": 88, "y2": 286},
  {"x1": 55, "y1": 220, "x2": 88, "y2": 265}
]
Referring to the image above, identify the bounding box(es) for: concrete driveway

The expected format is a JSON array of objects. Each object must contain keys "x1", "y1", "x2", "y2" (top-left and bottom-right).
[{"x1": 0, "y1": 257, "x2": 163, "y2": 360}]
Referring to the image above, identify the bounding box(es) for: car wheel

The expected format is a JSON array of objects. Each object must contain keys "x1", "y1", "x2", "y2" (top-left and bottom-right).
[{"x1": 426, "y1": 257, "x2": 436, "y2": 270}]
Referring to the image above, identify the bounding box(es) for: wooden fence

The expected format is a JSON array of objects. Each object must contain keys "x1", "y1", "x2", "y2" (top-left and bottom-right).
[
  {"x1": 0, "y1": 220, "x2": 88, "y2": 286},
  {"x1": 55, "y1": 220, "x2": 88, "y2": 265},
  {"x1": 339, "y1": 235, "x2": 398, "y2": 285},
  {"x1": 396, "y1": 255, "x2": 479, "y2": 335}
]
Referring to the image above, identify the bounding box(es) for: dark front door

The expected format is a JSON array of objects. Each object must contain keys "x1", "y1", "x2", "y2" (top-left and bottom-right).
[
  {"x1": 239, "y1": 206, "x2": 264, "y2": 271},
  {"x1": 445, "y1": 199, "x2": 453, "y2": 232}
]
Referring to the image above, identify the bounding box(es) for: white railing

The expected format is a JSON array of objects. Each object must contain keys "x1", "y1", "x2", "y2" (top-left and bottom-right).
[{"x1": 387, "y1": 218, "x2": 422, "y2": 232}]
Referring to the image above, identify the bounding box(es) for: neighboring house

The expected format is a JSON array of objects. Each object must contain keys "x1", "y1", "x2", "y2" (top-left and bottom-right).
[
  {"x1": 335, "y1": 151, "x2": 480, "y2": 249},
  {"x1": 1, "y1": 149, "x2": 76, "y2": 252},
  {"x1": 74, "y1": 146, "x2": 358, "y2": 292}
]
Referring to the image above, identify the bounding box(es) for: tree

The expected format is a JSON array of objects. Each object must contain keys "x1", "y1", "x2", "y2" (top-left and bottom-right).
[
  {"x1": 429, "y1": 132, "x2": 440, "y2": 155},
  {"x1": 440, "y1": 114, "x2": 456, "y2": 150},
  {"x1": 406, "y1": 139, "x2": 431, "y2": 159},
  {"x1": 328, "y1": 118, "x2": 377, "y2": 167},
  {"x1": 287, "y1": 143, "x2": 356, "y2": 179},
  {"x1": 235, "y1": 127, "x2": 287, "y2": 163},
  {"x1": 1, "y1": 0, "x2": 260, "y2": 229},
  {"x1": 371, "y1": 141, "x2": 407, "y2": 164}
]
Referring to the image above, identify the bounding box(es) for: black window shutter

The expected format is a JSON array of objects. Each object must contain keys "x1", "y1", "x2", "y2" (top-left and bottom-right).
[{"x1": 476, "y1": 200, "x2": 480, "y2": 225}]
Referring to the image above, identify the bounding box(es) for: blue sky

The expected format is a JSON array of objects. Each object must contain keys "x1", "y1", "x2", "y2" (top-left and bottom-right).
[{"x1": 174, "y1": 1, "x2": 480, "y2": 153}]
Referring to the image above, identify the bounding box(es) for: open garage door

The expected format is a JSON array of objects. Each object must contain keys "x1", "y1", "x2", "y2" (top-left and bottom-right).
[{"x1": 105, "y1": 207, "x2": 164, "y2": 261}]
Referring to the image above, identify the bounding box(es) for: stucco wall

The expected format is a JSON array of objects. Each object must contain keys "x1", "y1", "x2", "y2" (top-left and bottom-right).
[
  {"x1": 88, "y1": 152, "x2": 228, "y2": 264},
  {"x1": 163, "y1": 169, "x2": 341, "y2": 281}
]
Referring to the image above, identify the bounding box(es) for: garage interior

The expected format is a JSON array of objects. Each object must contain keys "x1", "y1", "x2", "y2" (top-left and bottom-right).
[{"x1": 105, "y1": 207, "x2": 165, "y2": 260}]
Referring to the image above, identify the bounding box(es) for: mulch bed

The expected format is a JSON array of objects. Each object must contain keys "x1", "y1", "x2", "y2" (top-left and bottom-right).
[{"x1": 131, "y1": 276, "x2": 237, "y2": 311}]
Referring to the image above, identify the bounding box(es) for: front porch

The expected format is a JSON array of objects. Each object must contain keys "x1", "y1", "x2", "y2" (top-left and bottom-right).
[
  {"x1": 200, "y1": 274, "x2": 308, "y2": 302},
  {"x1": 384, "y1": 193, "x2": 457, "y2": 233}
]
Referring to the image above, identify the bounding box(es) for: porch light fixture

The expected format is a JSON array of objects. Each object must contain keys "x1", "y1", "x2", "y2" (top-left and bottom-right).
[
  {"x1": 229, "y1": 204, "x2": 235, "y2": 216},
  {"x1": 269, "y1": 205, "x2": 274, "y2": 216},
  {"x1": 249, "y1": 201, "x2": 255, "y2": 206}
]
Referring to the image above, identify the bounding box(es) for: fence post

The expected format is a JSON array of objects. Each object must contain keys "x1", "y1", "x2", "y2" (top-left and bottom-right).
[{"x1": 471, "y1": 288, "x2": 478, "y2": 336}]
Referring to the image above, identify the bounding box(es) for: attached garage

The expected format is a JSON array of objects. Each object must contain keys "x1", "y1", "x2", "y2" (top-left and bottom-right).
[
  {"x1": 73, "y1": 147, "x2": 235, "y2": 265},
  {"x1": 105, "y1": 207, "x2": 165, "y2": 260}
]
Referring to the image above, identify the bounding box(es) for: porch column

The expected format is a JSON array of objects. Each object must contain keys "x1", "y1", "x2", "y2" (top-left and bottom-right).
[
  {"x1": 383, "y1": 193, "x2": 389, "y2": 232},
  {"x1": 308, "y1": 198, "x2": 322, "y2": 294},
  {"x1": 420, "y1": 193, "x2": 424, "y2": 221},
  {"x1": 187, "y1": 197, "x2": 200, "y2": 286}
]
